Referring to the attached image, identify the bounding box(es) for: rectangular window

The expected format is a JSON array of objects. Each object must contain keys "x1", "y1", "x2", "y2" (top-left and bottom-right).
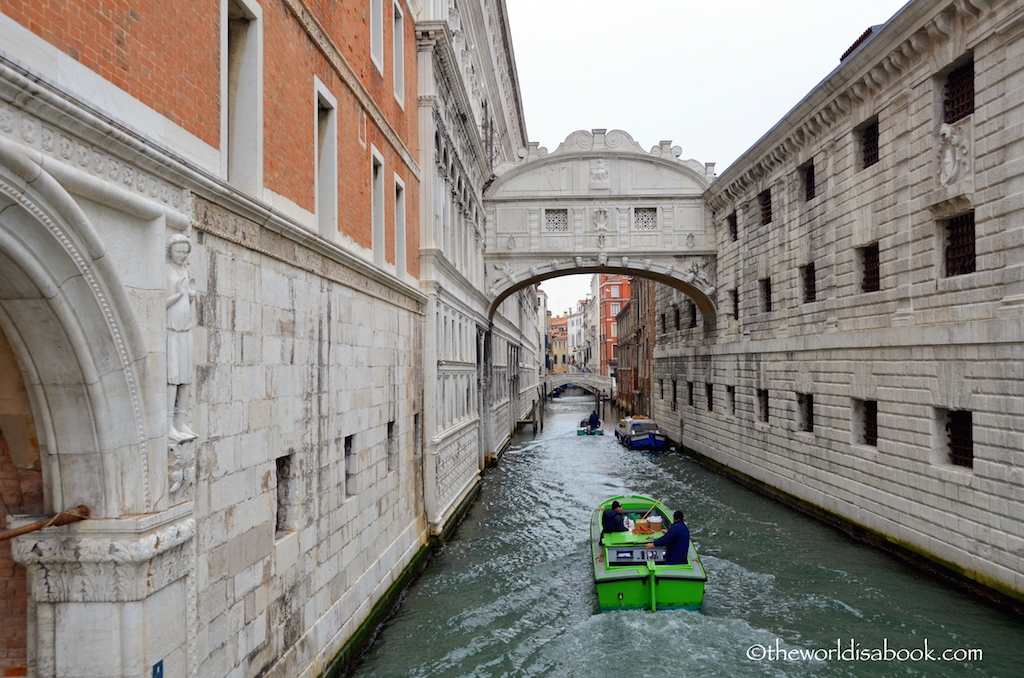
[
  {"x1": 797, "y1": 393, "x2": 814, "y2": 432},
  {"x1": 387, "y1": 420, "x2": 397, "y2": 472},
  {"x1": 944, "y1": 409, "x2": 973, "y2": 468},
  {"x1": 801, "y1": 263, "x2": 816, "y2": 303},
  {"x1": 659, "y1": 380, "x2": 664, "y2": 400},
  {"x1": 371, "y1": 147, "x2": 385, "y2": 266},
  {"x1": 706, "y1": 383, "x2": 713, "y2": 412},
  {"x1": 687, "y1": 381, "x2": 695, "y2": 408},
  {"x1": 860, "y1": 117, "x2": 880, "y2": 168},
  {"x1": 944, "y1": 59, "x2": 974, "y2": 124},
  {"x1": 671, "y1": 380, "x2": 678, "y2": 411},
  {"x1": 393, "y1": 2, "x2": 405, "y2": 104},
  {"x1": 394, "y1": 176, "x2": 406, "y2": 276},
  {"x1": 758, "y1": 389, "x2": 769, "y2": 423},
  {"x1": 344, "y1": 434, "x2": 356, "y2": 497},
  {"x1": 801, "y1": 160, "x2": 816, "y2": 201},
  {"x1": 610, "y1": 303, "x2": 619, "y2": 315},
  {"x1": 944, "y1": 212, "x2": 976, "y2": 277},
  {"x1": 731, "y1": 288, "x2": 739, "y2": 319},
  {"x1": 856, "y1": 399, "x2": 878, "y2": 447},
  {"x1": 860, "y1": 243, "x2": 880, "y2": 293},
  {"x1": 728, "y1": 211, "x2": 739, "y2": 241},
  {"x1": 659, "y1": 313, "x2": 666, "y2": 333},
  {"x1": 673, "y1": 305, "x2": 680, "y2": 331},
  {"x1": 611, "y1": 285, "x2": 619, "y2": 297},
  {"x1": 758, "y1": 189, "x2": 772, "y2": 225},
  {"x1": 315, "y1": 85, "x2": 338, "y2": 238},
  {"x1": 544, "y1": 208, "x2": 569, "y2": 232},
  {"x1": 633, "y1": 207, "x2": 658, "y2": 230},
  {"x1": 611, "y1": 323, "x2": 617, "y2": 338},
  {"x1": 689, "y1": 302, "x2": 698, "y2": 328},
  {"x1": 760, "y1": 277, "x2": 772, "y2": 313},
  {"x1": 226, "y1": 0, "x2": 263, "y2": 193},
  {"x1": 370, "y1": 0, "x2": 384, "y2": 72},
  {"x1": 727, "y1": 385, "x2": 736, "y2": 416},
  {"x1": 275, "y1": 453, "x2": 296, "y2": 538}
]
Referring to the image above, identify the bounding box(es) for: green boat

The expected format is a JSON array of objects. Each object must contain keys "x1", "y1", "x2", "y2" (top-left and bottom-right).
[{"x1": 591, "y1": 494, "x2": 706, "y2": 611}]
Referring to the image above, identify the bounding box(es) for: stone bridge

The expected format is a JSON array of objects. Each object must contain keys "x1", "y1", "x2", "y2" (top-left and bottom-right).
[
  {"x1": 543, "y1": 372, "x2": 613, "y2": 395},
  {"x1": 482, "y1": 129, "x2": 719, "y2": 322}
]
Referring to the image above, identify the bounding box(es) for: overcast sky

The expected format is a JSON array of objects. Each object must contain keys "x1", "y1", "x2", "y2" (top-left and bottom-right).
[{"x1": 504, "y1": 0, "x2": 910, "y2": 314}]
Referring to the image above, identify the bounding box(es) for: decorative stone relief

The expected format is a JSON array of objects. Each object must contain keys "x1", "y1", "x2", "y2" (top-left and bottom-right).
[
  {"x1": 169, "y1": 440, "x2": 195, "y2": 498},
  {"x1": 937, "y1": 122, "x2": 969, "y2": 186},
  {"x1": 166, "y1": 234, "x2": 198, "y2": 444},
  {"x1": 12, "y1": 518, "x2": 195, "y2": 603}
]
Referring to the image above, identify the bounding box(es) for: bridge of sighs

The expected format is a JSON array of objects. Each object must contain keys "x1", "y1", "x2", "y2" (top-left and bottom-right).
[{"x1": 482, "y1": 129, "x2": 719, "y2": 323}]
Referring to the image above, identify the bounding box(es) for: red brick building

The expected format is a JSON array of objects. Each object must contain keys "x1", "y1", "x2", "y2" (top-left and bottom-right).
[{"x1": 597, "y1": 274, "x2": 630, "y2": 377}]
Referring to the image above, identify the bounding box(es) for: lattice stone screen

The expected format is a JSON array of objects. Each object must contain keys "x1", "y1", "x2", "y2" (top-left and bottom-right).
[
  {"x1": 633, "y1": 207, "x2": 657, "y2": 230},
  {"x1": 545, "y1": 208, "x2": 569, "y2": 231}
]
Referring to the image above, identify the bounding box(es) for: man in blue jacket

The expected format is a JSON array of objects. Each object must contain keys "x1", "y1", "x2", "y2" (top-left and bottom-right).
[{"x1": 646, "y1": 510, "x2": 690, "y2": 564}]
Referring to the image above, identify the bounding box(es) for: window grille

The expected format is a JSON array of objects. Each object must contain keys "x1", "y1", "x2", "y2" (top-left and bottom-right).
[
  {"x1": 946, "y1": 410, "x2": 973, "y2": 468},
  {"x1": 760, "y1": 277, "x2": 772, "y2": 312},
  {"x1": 945, "y1": 212, "x2": 976, "y2": 277},
  {"x1": 633, "y1": 207, "x2": 657, "y2": 230},
  {"x1": 706, "y1": 383, "x2": 713, "y2": 412},
  {"x1": 689, "y1": 302, "x2": 698, "y2": 328},
  {"x1": 802, "y1": 263, "x2": 816, "y2": 303},
  {"x1": 671, "y1": 380, "x2": 677, "y2": 411},
  {"x1": 758, "y1": 190, "x2": 772, "y2": 225},
  {"x1": 731, "y1": 289, "x2": 740, "y2": 319},
  {"x1": 545, "y1": 208, "x2": 568, "y2": 232},
  {"x1": 944, "y1": 60, "x2": 974, "y2": 124},
  {"x1": 861, "y1": 119, "x2": 880, "y2": 168},
  {"x1": 727, "y1": 385, "x2": 736, "y2": 416},
  {"x1": 862, "y1": 400, "x2": 878, "y2": 447},
  {"x1": 728, "y1": 212, "x2": 739, "y2": 241},
  {"x1": 861, "y1": 243, "x2": 880, "y2": 292},
  {"x1": 687, "y1": 382, "x2": 695, "y2": 407},
  {"x1": 802, "y1": 161, "x2": 816, "y2": 201}
]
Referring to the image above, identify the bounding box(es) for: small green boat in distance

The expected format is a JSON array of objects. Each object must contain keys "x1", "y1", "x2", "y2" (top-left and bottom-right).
[{"x1": 591, "y1": 494, "x2": 706, "y2": 612}]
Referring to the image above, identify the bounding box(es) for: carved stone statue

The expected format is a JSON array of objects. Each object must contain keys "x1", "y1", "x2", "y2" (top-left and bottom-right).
[
  {"x1": 166, "y1": 234, "x2": 197, "y2": 443},
  {"x1": 591, "y1": 158, "x2": 609, "y2": 183}
]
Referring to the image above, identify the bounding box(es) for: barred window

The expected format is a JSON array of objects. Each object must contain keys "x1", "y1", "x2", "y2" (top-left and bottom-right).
[
  {"x1": 760, "y1": 277, "x2": 772, "y2": 313},
  {"x1": 731, "y1": 288, "x2": 740, "y2": 319},
  {"x1": 945, "y1": 410, "x2": 973, "y2": 468},
  {"x1": 673, "y1": 305, "x2": 680, "y2": 331},
  {"x1": 758, "y1": 189, "x2": 772, "y2": 225},
  {"x1": 861, "y1": 118, "x2": 880, "y2": 168},
  {"x1": 727, "y1": 385, "x2": 736, "y2": 416},
  {"x1": 545, "y1": 208, "x2": 568, "y2": 232},
  {"x1": 728, "y1": 211, "x2": 739, "y2": 241},
  {"x1": 689, "y1": 301, "x2": 698, "y2": 328},
  {"x1": 801, "y1": 263, "x2": 816, "y2": 303},
  {"x1": 802, "y1": 161, "x2": 816, "y2": 201},
  {"x1": 944, "y1": 60, "x2": 974, "y2": 124},
  {"x1": 671, "y1": 380, "x2": 678, "y2": 411},
  {"x1": 687, "y1": 381, "x2": 695, "y2": 407},
  {"x1": 633, "y1": 207, "x2": 657, "y2": 230},
  {"x1": 706, "y1": 383, "x2": 714, "y2": 412},
  {"x1": 758, "y1": 389, "x2": 769, "y2": 423},
  {"x1": 860, "y1": 243, "x2": 880, "y2": 292},
  {"x1": 944, "y1": 212, "x2": 976, "y2": 277}
]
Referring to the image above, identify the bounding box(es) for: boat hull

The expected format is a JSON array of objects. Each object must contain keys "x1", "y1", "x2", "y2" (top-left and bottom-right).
[
  {"x1": 577, "y1": 428, "x2": 604, "y2": 435},
  {"x1": 592, "y1": 494, "x2": 706, "y2": 612}
]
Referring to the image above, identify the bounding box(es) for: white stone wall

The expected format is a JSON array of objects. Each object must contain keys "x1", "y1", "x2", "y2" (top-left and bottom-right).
[
  {"x1": 659, "y1": 0, "x2": 1024, "y2": 602},
  {"x1": 190, "y1": 198, "x2": 426, "y2": 678}
]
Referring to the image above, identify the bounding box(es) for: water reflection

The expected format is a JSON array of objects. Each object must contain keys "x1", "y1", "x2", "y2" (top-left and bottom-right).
[{"x1": 350, "y1": 395, "x2": 1022, "y2": 677}]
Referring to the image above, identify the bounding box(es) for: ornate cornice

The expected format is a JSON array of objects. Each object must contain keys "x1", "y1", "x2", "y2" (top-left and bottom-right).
[{"x1": 706, "y1": 0, "x2": 1000, "y2": 214}]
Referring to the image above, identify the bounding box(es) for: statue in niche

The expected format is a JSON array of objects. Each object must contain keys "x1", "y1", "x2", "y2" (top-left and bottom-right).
[
  {"x1": 166, "y1": 234, "x2": 197, "y2": 444},
  {"x1": 591, "y1": 159, "x2": 609, "y2": 183},
  {"x1": 938, "y1": 123, "x2": 968, "y2": 186}
]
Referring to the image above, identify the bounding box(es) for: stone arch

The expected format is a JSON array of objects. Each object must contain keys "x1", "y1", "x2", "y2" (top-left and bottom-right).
[
  {"x1": 0, "y1": 140, "x2": 160, "y2": 518},
  {"x1": 482, "y1": 129, "x2": 718, "y2": 323}
]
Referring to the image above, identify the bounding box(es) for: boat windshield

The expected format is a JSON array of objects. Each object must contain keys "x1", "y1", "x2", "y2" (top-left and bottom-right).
[{"x1": 631, "y1": 422, "x2": 659, "y2": 432}]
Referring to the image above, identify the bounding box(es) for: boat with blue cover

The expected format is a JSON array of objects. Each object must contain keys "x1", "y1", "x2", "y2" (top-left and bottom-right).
[{"x1": 591, "y1": 494, "x2": 706, "y2": 611}]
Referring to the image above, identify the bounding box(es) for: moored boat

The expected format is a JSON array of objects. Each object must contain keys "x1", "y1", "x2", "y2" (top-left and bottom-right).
[
  {"x1": 614, "y1": 417, "x2": 669, "y2": 449},
  {"x1": 591, "y1": 494, "x2": 706, "y2": 611}
]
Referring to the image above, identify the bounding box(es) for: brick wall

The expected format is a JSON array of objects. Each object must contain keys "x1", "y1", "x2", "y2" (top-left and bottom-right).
[
  {"x1": 0, "y1": 432, "x2": 41, "y2": 678},
  {"x1": 2, "y1": 0, "x2": 221, "y2": 147}
]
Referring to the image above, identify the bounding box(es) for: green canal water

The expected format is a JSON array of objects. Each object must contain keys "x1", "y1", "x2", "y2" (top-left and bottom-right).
[{"x1": 349, "y1": 396, "x2": 1023, "y2": 677}]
